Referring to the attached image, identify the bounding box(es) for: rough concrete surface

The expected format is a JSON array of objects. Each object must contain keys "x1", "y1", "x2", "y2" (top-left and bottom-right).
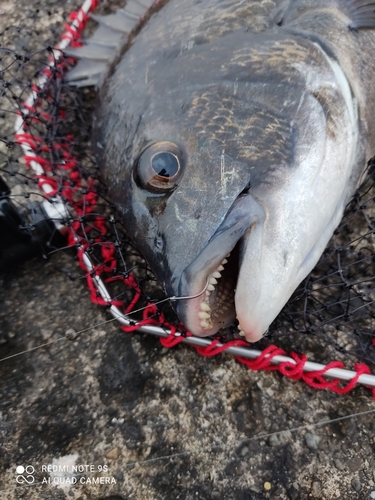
[{"x1": 1, "y1": 1, "x2": 375, "y2": 500}]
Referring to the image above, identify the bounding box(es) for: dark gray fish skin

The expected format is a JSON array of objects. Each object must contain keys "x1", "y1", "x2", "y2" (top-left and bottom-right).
[{"x1": 92, "y1": 0, "x2": 375, "y2": 341}]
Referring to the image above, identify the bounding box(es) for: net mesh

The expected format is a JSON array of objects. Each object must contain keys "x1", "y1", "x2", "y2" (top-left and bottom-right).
[
  {"x1": 0, "y1": 1, "x2": 374, "y2": 393},
  {"x1": 260, "y1": 163, "x2": 375, "y2": 366}
]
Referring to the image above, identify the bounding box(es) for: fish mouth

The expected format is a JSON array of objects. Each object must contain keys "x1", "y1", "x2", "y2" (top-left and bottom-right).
[
  {"x1": 183, "y1": 242, "x2": 240, "y2": 333},
  {"x1": 176, "y1": 193, "x2": 266, "y2": 339}
]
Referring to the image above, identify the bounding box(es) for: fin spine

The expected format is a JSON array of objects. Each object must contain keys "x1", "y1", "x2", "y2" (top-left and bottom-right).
[
  {"x1": 347, "y1": 0, "x2": 375, "y2": 29},
  {"x1": 66, "y1": 1, "x2": 157, "y2": 87}
]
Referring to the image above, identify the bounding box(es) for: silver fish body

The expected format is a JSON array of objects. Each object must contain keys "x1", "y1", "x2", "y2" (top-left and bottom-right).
[{"x1": 90, "y1": 0, "x2": 375, "y2": 341}]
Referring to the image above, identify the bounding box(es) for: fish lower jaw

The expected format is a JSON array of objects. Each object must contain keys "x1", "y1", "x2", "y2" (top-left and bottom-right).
[
  {"x1": 238, "y1": 325, "x2": 246, "y2": 337},
  {"x1": 235, "y1": 292, "x2": 270, "y2": 343},
  {"x1": 236, "y1": 317, "x2": 265, "y2": 342},
  {"x1": 237, "y1": 321, "x2": 266, "y2": 341}
]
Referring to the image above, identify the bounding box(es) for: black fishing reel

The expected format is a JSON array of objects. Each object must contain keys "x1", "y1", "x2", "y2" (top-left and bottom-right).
[{"x1": 0, "y1": 176, "x2": 64, "y2": 271}]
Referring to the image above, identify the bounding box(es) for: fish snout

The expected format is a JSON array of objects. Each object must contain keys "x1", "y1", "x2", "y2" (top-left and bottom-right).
[{"x1": 176, "y1": 194, "x2": 266, "y2": 337}]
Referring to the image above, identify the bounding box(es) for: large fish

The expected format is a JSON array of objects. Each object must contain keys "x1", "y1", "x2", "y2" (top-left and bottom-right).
[{"x1": 67, "y1": 0, "x2": 375, "y2": 342}]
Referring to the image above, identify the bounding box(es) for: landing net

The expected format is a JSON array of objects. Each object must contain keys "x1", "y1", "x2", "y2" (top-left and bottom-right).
[{"x1": 0, "y1": 0, "x2": 374, "y2": 397}]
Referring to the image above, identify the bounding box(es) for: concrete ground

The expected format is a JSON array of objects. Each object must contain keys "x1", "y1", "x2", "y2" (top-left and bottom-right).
[{"x1": 1, "y1": 1, "x2": 375, "y2": 499}]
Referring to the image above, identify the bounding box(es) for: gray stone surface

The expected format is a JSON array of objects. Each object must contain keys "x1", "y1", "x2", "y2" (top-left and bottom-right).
[{"x1": 1, "y1": 1, "x2": 375, "y2": 500}]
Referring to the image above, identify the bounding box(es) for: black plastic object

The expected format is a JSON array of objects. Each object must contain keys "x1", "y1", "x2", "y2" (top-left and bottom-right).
[{"x1": 0, "y1": 176, "x2": 64, "y2": 271}]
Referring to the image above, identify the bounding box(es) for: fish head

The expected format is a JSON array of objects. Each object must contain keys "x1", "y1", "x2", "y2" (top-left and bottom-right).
[
  {"x1": 95, "y1": 33, "x2": 358, "y2": 342},
  {"x1": 96, "y1": 77, "x2": 260, "y2": 303}
]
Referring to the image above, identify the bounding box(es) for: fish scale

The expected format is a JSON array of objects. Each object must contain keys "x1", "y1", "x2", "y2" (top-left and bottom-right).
[{"x1": 67, "y1": 0, "x2": 375, "y2": 341}]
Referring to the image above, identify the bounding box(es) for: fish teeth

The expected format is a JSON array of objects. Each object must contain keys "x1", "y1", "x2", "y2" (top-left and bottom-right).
[
  {"x1": 198, "y1": 253, "x2": 233, "y2": 330},
  {"x1": 198, "y1": 311, "x2": 210, "y2": 319},
  {"x1": 199, "y1": 300, "x2": 213, "y2": 329},
  {"x1": 200, "y1": 302, "x2": 211, "y2": 312},
  {"x1": 201, "y1": 319, "x2": 213, "y2": 329},
  {"x1": 205, "y1": 255, "x2": 228, "y2": 293}
]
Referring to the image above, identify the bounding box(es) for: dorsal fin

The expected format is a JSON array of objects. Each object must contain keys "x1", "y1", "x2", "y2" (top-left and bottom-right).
[
  {"x1": 274, "y1": 0, "x2": 375, "y2": 30},
  {"x1": 66, "y1": 60, "x2": 108, "y2": 86},
  {"x1": 89, "y1": 13, "x2": 135, "y2": 33},
  {"x1": 347, "y1": 0, "x2": 375, "y2": 29},
  {"x1": 64, "y1": 44, "x2": 114, "y2": 61},
  {"x1": 84, "y1": 25, "x2": 124, "y2": 47},
  {"x1": 65, "y1": 0, "x2": 155, "y2": 87}
]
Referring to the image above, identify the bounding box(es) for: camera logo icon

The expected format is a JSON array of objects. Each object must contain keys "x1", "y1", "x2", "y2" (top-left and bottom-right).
[{"x1": 16, "y1": 465, "x2": 35, "y2": 484}]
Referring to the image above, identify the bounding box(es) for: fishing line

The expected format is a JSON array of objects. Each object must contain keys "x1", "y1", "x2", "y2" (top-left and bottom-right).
[
  {"x1": 0, "y1": 317, "x2": 118, "y2": 364},
  {"x1": 0, "y1": 279, "x2": 212, "y2": 364},
  {"x1": 122, "y1": 407, "x2": 375, "y2": 468},
  {"x1": 153, "y1": 277, "x2": 210, "y2": 303},
  {"x1": 0, "y1": 407, "x2": 372, "y2": 495},
  {"x1": 0, "y1": 337, "x2": 67, "y2": 363}
]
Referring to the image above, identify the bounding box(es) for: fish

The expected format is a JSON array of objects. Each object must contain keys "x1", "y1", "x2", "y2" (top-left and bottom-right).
[{"x1": 66, "y1": 0, "x2": 375, "y2": 343}]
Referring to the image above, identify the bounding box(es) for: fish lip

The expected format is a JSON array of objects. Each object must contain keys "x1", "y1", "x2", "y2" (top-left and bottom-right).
[{"x1": 175, "y1": 193, "x2": 266, "y2": 336}]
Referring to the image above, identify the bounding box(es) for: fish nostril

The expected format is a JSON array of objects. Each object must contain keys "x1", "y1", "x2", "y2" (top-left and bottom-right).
[
  {"x1": 239, "y1": 180, "x2": 252, "y2": 197},
  {"x1": 155, "y1": 235, "x2": 163, "y2": 250}
]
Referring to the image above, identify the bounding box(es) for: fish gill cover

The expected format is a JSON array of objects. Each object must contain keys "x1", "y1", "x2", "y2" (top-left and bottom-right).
[{"x1": 0, "y1": 0, "x2": 374, "y2": 396}]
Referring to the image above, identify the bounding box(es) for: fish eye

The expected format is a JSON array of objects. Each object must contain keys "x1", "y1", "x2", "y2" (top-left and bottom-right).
[
  {"x1": 135, "y1": 141, "x2": 185, "y2": 192},
  {"x1": 151, "y1": 152, "x2": 179, "y2": 177}
]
